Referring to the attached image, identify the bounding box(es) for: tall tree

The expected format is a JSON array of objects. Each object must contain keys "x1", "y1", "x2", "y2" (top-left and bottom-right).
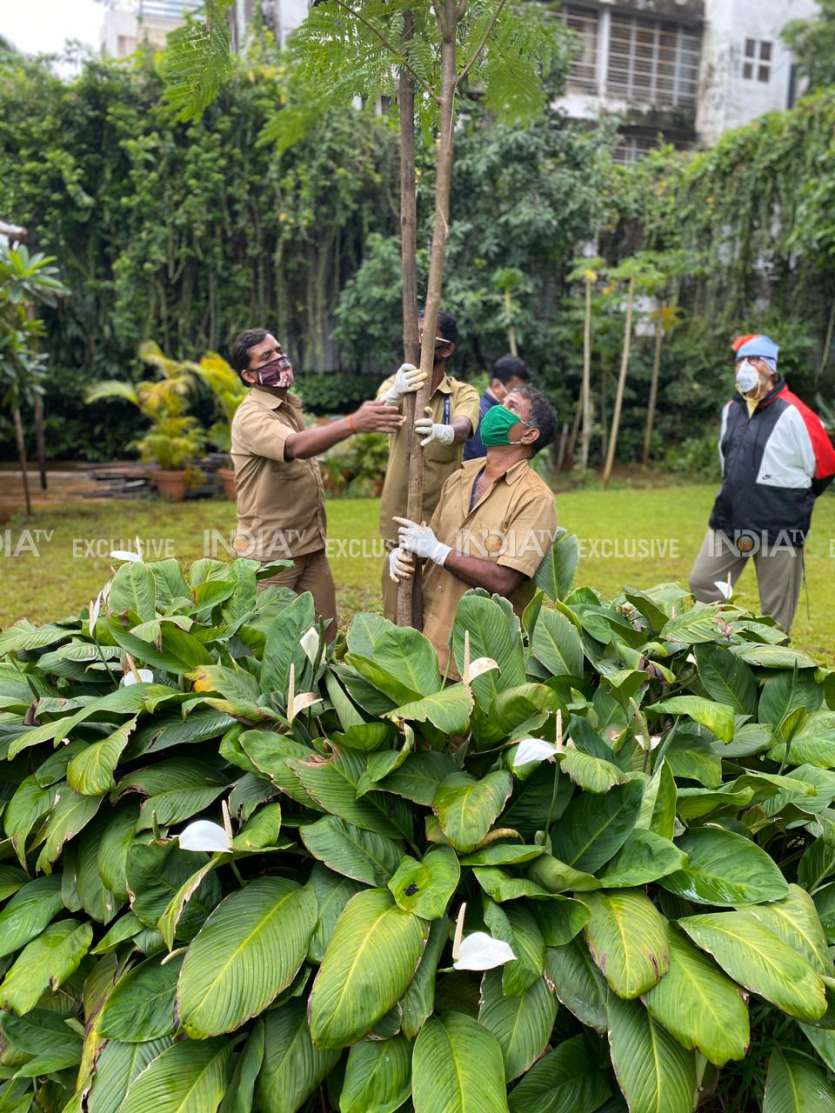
[{"x1": 160, "y1": 0, "x2": 568, "y2": 625}]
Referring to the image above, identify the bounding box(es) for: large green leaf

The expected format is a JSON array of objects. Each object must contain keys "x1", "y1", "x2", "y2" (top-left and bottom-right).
[
  {"x1": 307, "y1": 864, "x2": 364, "y2": 964},
  {"x1": 763, "y1": 1048, "x2": 835, "y2": 1113},
  {"x1": 340, "y1": 1035, "x2": 412, "y2": 1113},
  {"x1": 0, "y1": 920, "x2": 92, "y2": 1015},
  {"x1": 388, "y1": 846, "x2": 460, "y2": 920},
  {"x1": 260, "y1": 591, "x2": 316, "y2": 698},
  {"x1": 178, "y1": 876, "x2": 316, "y2": 1038},
  {"x1": 598, "y1": 828, "x2": 687, "y2": 888},
  {"x1": 292, "y1": 751, "x2": 409, "y2": 839},
  {"x1": 642, "y1": 927, "x2": 749, "y2": 1067},
  {"x1": 35, "y1": 784, "x2": 103, "y2": 871},
  {"x1": 388, "y1": 685, "x2": 474, "y2": 735},
  {"x1": 218, "y1": 1019, "x2": 264, "y2": 1113},
  {"x1": 66, "y1": 718, "x2": 138, "y2": 795},
  {"x1": 768, "y1": 711, "x2": 835, "y2": 767},
  {"x1": 0, "y1": 876, "x2": 62, "y2": 958},
  {"x1": 534, "y1": 531, "x2": 579, "y2": 603},
  {"x1": 680, "y1": 911, "x2": 827, "y2": 1021},
  {"x1": 125, "y1": 841, "x2": 220, "y2": 936},
  {"x1": 694, "y1": 643, "x2": 758, "y2": 716},
  {"x1": 378, "y1": 752, "x2": 457, "y2": 806},
  {"x1": 300, "y1": 815, "x2": 402, "y2": 886},
  {"x1": 737, "y1": 884, "x2": 831, "y2": 974},
  {"x1": 255, "y1": 1001, "x2": 340, "y2": 1113},
  {"x1": 433, "y1": 770, "x2": 513, "y2": 853},
  {"x1": 550, "y1": 778, "x2": 644, "y2": 873},
  {"x1": 659, "y1": 827, "x2": 789, "y2": 906},
  {"x1": 117, "y1": 757, "x2": 230, "y2": 831},
  {"x1": 451, "y1": 593, "x2": 527, "y2": 708},
  {"x1": 507, "y1": 1032, "x2": 611, "y2": 1113},
  {"x1": 530, "y1": 607, "x2": 584, "y2": 679},
  {"x1": 412, "y1": 1011, "x2": 509, "y2": 1113},
  {"x1": 109, "y1": 560, "x2": 156, "y2": 621},
  {"x1": 544, "y1": 940, "x2": 609, "y2": 1032},
  {"x1": 401, "y1": 917, "x2": 449, "y2": 1040},
  {"x1": 478, "y1": 969, "x2": 557, "y2": 1081},
  {"x1": 560, "y1": 748, "x2": 626, "y2": 794},
  {"x1": 86, "y1": 1038, "x2": 173, "y2": 1113},
  {"x1": 608, "y1": 994, "x2": 696, "y2": 1113},
  {"x1": 100, "y1": 954, "x2": 183, "y2": 1042},
  {"x1": 647, "y1": 695, "x2": 735, "y2": 742},
  {"x1": 582, "y1": 889, "x2": 669, "y2": 998},
  {"x1": 309, "y1": 888, "x2": 428, "y2": 1049},
  {"x1": 97, "y1": 804, "x2": 139, "y2": 902},
  {"x1": 119, "y1": 1037, "x2": 232, "y2": 1113}
]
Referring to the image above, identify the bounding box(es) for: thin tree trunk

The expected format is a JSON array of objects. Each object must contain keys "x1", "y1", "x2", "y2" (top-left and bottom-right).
[
  {"x1": 579, "y1": 277, "x2": 592, "y2": 472},
  {"x1": 642, "y1": 320, "x2": 664, "y2": 468},
  {"x1": 399, "y1": 0, "x2": 461, "y2": 624},
  {"x1": 504, "y1": 288, "x2": 517, "y2": 356},
  {"x1": 33, "y1": 394, "x2": 47, "y2": 490},
  {"x1": 817, "y1": 298, "x2": 835, "y2": 387},
  {"x1": 565, "y1": 394, "x2": 582, "y2": 462},
  {"x1": 602, "y1": 277, "x2": 635, "y2": 487},
  {"x1": 396, "y1": 12, "x2": 422, "y2": 627},
  {"x1": 12, "y1": 407, "x2": 32, "y2": 516}
]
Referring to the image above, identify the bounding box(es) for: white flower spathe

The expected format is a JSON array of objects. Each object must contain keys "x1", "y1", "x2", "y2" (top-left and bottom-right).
[
  {"x1": 109, "y1": 550, "x2": 142, "y2": 563},
  {"x1": 123, "y1": 668, "x2": 154, "y2": 687},
  {"x1": 179, "y1": 820, "x2": 231, "y2": 853},
  {"x1": 512, "y1": 737, "x2": 560, "y2": 768},
  {"x1": 453, "y1": 932, "x2": 516, "y2": 971},
  {"x1": 299, "y1": 627, "x2": 320, "y2": 664}
]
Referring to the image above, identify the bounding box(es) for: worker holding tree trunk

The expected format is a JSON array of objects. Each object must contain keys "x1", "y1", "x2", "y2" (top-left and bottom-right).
[
  {"x1": 389, "y1": 385, "x2": 558, "y2": 675},
  {"x1": 377, "y1": 311, "x2": 480, "y2": 622},
  {"x1": 228, "y1": 328, "x2": 404, "y2": 635}
]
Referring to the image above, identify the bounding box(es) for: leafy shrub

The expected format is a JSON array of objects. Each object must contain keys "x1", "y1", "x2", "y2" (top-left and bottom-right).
[
  {"x1": 294, "y1": 371, "x2": 384, "y2": 416},
  {"x1": 662, "y1": 431, "x2": 722, "y2": 481},
  {"x1": 1, "y1": 547, "x2": 835, "y2": 1111}
]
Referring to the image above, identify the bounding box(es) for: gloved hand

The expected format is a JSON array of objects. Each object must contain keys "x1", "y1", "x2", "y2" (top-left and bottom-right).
[
  {"x1": 393, "y1": 517, "x2": 451, "y2": 566},
  {"x1": 415, "y1": 409, "x2": 455, "y2": 447},
  {"x1": 382, "y1": 363, "x2": 428, "y2": 405},
  {"x1": 388, "y1": 547, "x2": 416, "y2": 583}
]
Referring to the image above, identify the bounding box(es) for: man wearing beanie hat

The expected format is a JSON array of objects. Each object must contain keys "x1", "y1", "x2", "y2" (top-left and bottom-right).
[{"x1": 689, "y1": 334, "x2": 835, "y2": 632}]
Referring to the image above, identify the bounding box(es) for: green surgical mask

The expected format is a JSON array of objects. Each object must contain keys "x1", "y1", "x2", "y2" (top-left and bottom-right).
[{"x1": 480, "y1": 404, "x2": 523, "y2": 446}]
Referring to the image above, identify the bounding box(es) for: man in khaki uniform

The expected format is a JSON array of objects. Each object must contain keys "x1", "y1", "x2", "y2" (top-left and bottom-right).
[
  {"x1": 377, "y1": 311, "x2": 481, "y2": 621},
  {"x1": 229, "y1": 328, "x2": 403, "y2": 634},
  {"x1": 390, "y1": 385, "x2": 558, "y2": 673}
]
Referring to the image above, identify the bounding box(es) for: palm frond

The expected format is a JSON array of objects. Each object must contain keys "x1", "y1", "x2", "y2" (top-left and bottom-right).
[{"x1": 159, "y1": 0, "x2": 236, "y2": 122}]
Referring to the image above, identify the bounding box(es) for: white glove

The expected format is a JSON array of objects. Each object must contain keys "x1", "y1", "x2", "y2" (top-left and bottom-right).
[
  {"x1": 415, "y1": 415, "x2": 455, "y2": 447},
  {"x1": 393, "y1": 517, "x2": 451, "y2": 566},
  {"x1": 388, "y1": 547, "x2": 416, "y2": 583},
  {"x1": 382, "y1": 363, "x2": 427, "y2": 405}
]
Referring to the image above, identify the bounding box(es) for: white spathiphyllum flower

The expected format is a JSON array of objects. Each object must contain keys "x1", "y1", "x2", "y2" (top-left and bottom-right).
[
  {"x1": 453, "y1": 932, "x2": 516, "y2": 971},
  {"x1": 634, "y1": 733, "x2": 663, "y2": 752},
  {"x1": 89, "y1": 593, "x2": 103, "y2": 631},
  {"x1": 686, "y1": 652, "x2": 697, "y2": 665},
  {"x1": 286, "y1": 663, "x2": 323, "y2": 723},
  {"x1": 122, "y1": 668, "x2": 154, "y2": 687},
  {"x1": 714, "y1": 575, "x2": 734, "y2": 601},
  {"x1": 179, "y1": 820, "x2": 232, "y2": 853},
  {"x1": 513, "y1": 737, "x2": 561, "y2": 768},
  {"x1": 299, "y1": 627, "x2": 320, "y2": 664},
  {"x1": 110, "y1": 549, "x2": 142, "y2": 563},
  {"x1": 467, "y1": 657, "x2": 499, "y2": 683}
]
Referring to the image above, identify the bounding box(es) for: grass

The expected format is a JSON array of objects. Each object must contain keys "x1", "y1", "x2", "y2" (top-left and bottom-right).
[{"x1": 1, "y1": 485, "x2": 833, "y2": 663}]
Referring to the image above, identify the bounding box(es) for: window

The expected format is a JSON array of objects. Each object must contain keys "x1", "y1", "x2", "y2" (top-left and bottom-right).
[
  {"x1": 742, "y1": 39, "x2": 772, "y2": 83},
  {"x1": 560, "y1": 7, "x2": 599, "y2": 95},
  {"x1": 607, "y1": 14, "x2": 701, "y2": 108}
]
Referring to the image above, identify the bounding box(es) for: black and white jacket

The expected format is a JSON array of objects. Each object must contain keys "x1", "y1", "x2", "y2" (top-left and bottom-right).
[{"x1": 709, "y1": 378, "x2": 835, "y2": 548}]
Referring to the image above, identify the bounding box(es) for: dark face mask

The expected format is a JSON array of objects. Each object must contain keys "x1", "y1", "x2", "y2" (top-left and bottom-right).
[{"x1": 255, "y1": 353, "x2": 294, "y2": 389}]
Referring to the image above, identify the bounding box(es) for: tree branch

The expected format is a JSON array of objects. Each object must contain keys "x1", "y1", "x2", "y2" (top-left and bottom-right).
[
  {"x1": 455, "y1": 0, "x2": 508, "y2": 86},
  {"x1": 329, "y1": 0, "x2": 438, "y2": 99}
]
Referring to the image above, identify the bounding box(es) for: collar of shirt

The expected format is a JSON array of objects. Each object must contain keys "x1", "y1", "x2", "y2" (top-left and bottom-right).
[
  {"x1": 431, "y1": 372, "x2": 452, "y2": 397},
  {"x1": 248, "y1": 386, "x2": 294, "y2": 412}
]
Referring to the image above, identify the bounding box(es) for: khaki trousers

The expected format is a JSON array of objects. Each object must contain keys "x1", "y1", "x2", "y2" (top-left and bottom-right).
[
  {"x1": 689, "y1": 529, "x2": 803, "y2": 633},
  {"x1": 258, "y1": 548, "x2": 337, "y2": 638}
]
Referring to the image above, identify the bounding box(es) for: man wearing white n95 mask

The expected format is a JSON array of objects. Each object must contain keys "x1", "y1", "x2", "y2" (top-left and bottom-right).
[{"x1": 689, "y1": 334, "x2": 835, "y2": 632}]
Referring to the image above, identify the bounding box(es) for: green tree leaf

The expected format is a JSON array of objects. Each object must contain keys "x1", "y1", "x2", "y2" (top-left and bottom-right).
[
  {"x1": 507, "y1": 1032, "x2": 611, "y2": 1113},
  {"x1": 549, "y1": 779, "x2": 644, "y2": 873},
  {"x1": 0, "y1": 920, "x2": 92, "y2": 1015},
  {"x1": 660, "y1": 827, "x2": 789, "y2": 906},
  {"x1": 388, "y1": 846, "x2": 460, "y2": 920},
  {"x1": 608, "y1": 995, "x2": 696, "y2": 1113},
  {"x1": 100, "y1": 954, "x2": 183, "y2": 1042},
  {"x1": 340, "y1": 1035, "x2": 412, "y2": 1113},
  {"x1": 582, "y1": 889, "x2": 669, "y2": 998},
  {"x1": 119, "y1": 1037, "x2": 232, "y2": 1113},
  {"x1": 433, "y1": 770, "x2": 513, "y2": 853},
  {"x1": 763, "y1": 1047, "x2": 835, "y2": 1113},
  {"x1": 255, "y1": 1001, "x2": 339, "y2": 1113},
  {"x1": 412, "y1": 1012, "x2": 509, "y2": 1113},
  {"x1": 478, "y1": 969, "x2": 557, "y2": 1081}
]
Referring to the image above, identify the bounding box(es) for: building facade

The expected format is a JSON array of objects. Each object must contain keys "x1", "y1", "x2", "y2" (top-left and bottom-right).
[
  {"x1": 557, "y1": 0, "x2": 819, "y2": 160},
  {"x1": 101, "y1": 0, "x2": 311, "y2": 59}
]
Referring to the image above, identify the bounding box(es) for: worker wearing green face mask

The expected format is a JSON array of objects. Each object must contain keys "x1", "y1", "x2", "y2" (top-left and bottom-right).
[
  {"x1": 478, "y1": 401, "x2": 539, "y2": 446},
  {"x1": 390, "y1": 386, "x2": 559, "y2": 676}
]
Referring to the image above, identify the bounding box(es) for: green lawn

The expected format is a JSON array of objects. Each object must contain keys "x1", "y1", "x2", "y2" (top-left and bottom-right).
[{"x1": 2, "y1": 485, "x2": 834, "y2": 662}]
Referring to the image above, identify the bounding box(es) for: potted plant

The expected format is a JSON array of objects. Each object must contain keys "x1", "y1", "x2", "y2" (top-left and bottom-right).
[
  {"x1": 86, "y1": 340, "x2": 205, "y2": 501},
  {"x1": 193, "y1": 353, "x2": 247, "y2": 499}
]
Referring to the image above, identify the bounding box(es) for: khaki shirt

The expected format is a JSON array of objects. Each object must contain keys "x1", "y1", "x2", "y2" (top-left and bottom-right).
[
  {"x1": 422, "y1": 458, "x2": 558, "y2": 672},
  {"x1": 229, "y1": 388, "x2": 326, "y2": 562},
  {"x1": 377, "y1": 372, "x2": 480, "y2": 543}
]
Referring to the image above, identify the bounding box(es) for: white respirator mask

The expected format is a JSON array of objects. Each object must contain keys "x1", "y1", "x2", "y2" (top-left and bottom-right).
[{"x1": 735, "y1": 359, "x2": 760, "y2": 395}]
